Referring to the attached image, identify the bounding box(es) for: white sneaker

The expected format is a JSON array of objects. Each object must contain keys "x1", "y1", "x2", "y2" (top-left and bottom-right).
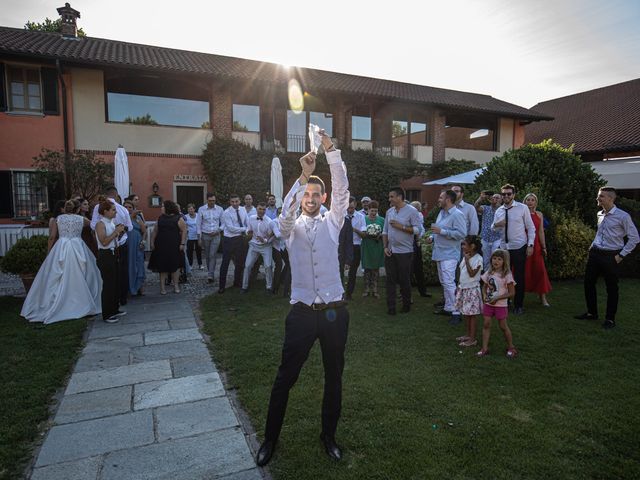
[
  {"x1": 114, "y1": 311, "x2": 127, "y2": 317},
  {"x1": 104, "y1": 315, "x2": 119, "y2": 323}
]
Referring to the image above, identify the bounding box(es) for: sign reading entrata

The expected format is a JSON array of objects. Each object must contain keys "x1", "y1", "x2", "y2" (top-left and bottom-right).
[{"x1": 173, "y1": 174, "x2": 208, "y2": 182}]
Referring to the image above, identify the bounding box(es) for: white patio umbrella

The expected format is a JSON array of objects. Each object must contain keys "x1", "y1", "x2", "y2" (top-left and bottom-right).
[
  {"x1": 423, "y1": 167, "x2": 486, "y2": 185},
  {"x1": 270, "y1": 156, "x2": 284, "y2": 208},
  {"x1": 114, "y1": 146, "x2": 130, "y2": 200}
]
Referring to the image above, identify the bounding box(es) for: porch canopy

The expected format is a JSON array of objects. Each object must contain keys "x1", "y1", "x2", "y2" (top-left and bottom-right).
[
  {"x1": 423, "y1": 167, "x2": 486, "y2": 185},
  {"x1": 589, "y1": 157, "x2": 640, "y2": 190}
]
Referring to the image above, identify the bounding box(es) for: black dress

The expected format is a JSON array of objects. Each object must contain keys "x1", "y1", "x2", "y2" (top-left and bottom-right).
[{"x1": 148, "y1": 214, "x2": 181, "y2": 273}]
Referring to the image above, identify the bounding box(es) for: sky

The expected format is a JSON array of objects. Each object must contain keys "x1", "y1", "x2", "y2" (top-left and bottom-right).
[{"x1": 2, "y1": 0, "x2": 639, "y2": 108}]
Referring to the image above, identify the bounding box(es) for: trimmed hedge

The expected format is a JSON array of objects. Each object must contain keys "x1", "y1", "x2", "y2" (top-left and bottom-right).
[{"x1": 0, "y1": 235, "x2": 49, "y2": 275}]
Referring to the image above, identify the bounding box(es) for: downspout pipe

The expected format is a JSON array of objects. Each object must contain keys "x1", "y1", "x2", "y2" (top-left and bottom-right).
[{"x1": 56, "y1": 59, "x2": 71, "y2": 197}]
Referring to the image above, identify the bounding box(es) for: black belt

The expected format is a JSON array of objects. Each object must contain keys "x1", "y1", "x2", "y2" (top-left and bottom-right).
[
  {"x1": 98, "y1": 249, "x2": 115, "y2": 255},
  {"x1": 590, "y1": 246, "x2": 620, "y2": 256},
  {"x1": 296, "y1": 300, "x2": 348, "y2": 311}
]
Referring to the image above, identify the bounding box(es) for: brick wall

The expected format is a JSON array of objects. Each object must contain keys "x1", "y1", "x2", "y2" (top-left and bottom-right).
[
  {"x1": 431, "y1": 109, "x2": 446, "y2": 162},
  {"x1": 211, "y1": 89, "x2": 232, "y2": 138}
]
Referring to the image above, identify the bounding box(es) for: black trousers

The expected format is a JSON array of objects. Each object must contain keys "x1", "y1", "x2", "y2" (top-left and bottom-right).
[
  {"x1": 219, "y1": 236, "x2": 244, "y2": 289},
  {"x1": 116, "y1": 243, "x2": 128, "y2": 305},
  {"x1": 508, "y1": 245, "x2": 527, "y2": 309},
  {"x1": 97, "y1": 250, "x2": 119, "y2": 320},
  {"x1": 339, "y1": 245, "x2": 360, "y2": 297},
  {"x1": 385, "y1": 252, "x2": 413, "y2": 310},
  {"x1": 264, "y1": 303, "x2": 349, "y2": 442},
  {"x1": 411, "y1": 242, "x2": 427, "y2": 296},
  {"x1": 584, "y1": 248, "x2": 620, "y2": 321},
  {"x1": 186, "y1": 239, "x2": 202, "y2": 266},
  {"x1": 272, "y1": 248, "x2": 291, "y2": 296}
]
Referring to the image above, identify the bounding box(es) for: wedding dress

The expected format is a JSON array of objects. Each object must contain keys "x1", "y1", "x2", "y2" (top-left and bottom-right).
[{"x1": 21, "y1": 214, "x2": 102, "y2": 324}]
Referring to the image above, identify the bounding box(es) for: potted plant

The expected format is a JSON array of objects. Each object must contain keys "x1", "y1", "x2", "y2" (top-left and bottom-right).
[{"x1": 0, "y1": 235, "x2": 49, "y2": 294}]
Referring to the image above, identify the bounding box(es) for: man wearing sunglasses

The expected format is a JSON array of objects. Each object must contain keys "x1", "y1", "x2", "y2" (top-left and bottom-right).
[{"x1": 491, "y1": 184, "x2": 536, "y2": 314}]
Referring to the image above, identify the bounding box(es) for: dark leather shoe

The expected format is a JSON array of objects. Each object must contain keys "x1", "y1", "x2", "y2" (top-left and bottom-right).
[
  {"x1": 387, "y1": 308, "x2": 396, "y2": 315},
  {"x1": 433, "y1": 308, "x2": 452, "y2": 316},
  {"x1": 401, "y1": 305, "x2": 411, "y2": 313},
  {"x1": 602, "y1": 319, "x2": 616, "y2": 329},
  {"x1": 513, "y1": 307, "x2": 524, "y2": 315},
  {"x1": 574, "y1": 312, "x2": 598, "y2": 320},
  {"x1": 419, "y1": 292, "x2": 432, "y2": 298},
  {"x1": 320, "y1": 434, "x2": 342, "y2": 461},
  {"x1": 256, "y1": 440, "x2": 275, "y2": 467},
  {"x1": 218, "y1": 287, "x2": 225, "y2": 294}
]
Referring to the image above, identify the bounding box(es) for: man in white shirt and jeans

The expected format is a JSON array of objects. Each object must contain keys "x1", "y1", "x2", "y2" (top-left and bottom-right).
[
  {"x1": 257, "y1": 131, "x2": 349, "y2": 467},
  {"x1": 241, "y1": 202, "x2": 274, "y2": 293},
  {"x1": 196, "y1": 193, "x2": 224, "y2": 283},
  {"x1": 491, "y1": 184, "x2": 536, "y2": 314}
]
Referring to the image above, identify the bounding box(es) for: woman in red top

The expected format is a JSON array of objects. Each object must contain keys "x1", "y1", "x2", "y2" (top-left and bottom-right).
[{"x1": 524, "y1": 193, "x2": 552, "y2": 306}]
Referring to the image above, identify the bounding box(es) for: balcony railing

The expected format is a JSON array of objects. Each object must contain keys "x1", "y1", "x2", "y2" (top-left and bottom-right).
[{"x1": 375, "y1": 144, "x2": 408, "y2": 158}]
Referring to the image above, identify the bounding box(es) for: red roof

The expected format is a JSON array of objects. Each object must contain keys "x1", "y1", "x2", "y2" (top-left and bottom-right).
[
  {"x1": 0, "y1": 26, "x2": 550, "y2": 121},
  {"x1": 525, "y1": 78, "x2": 640, "y2": 154}
]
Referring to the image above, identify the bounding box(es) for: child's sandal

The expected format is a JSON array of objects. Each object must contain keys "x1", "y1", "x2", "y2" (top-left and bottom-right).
[
  {"x1": 461, "y1": 339, "x2": 478, "y2": 347},
  {"x1": 476, "y1": 349, "x2": 489, "y2": 357},
  {"x1": 456, "y1": 335, "x2": 470, "y2": 342},
  {"x1": 506, "y1": 347, "x2": 518, "y2": 358}
]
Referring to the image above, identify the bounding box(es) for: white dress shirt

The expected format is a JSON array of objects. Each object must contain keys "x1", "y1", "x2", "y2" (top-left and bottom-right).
[
  {"x1": 243, "y1": 205, "x2": 257, "y2": 218},
  {"x1": 492, "y1": 201, "x2": 536, "y2": 250},
  {"x1": 90, "y1": 198, "x2": 133, "y2": 245},
  {"x1": 247, "y1": 214, "x2": 274, "y2": 247},
  {"x1": 347, "y1": 211, "x2": 366, "y2": 246},
  {"x1": 457, "y1": 200, "x2": 480, "y2": 236},
  {"x1": 279, "y1": 149, "x2": 349, "y2": 305},
  {"x1": 196, "y1": 204, "x2": 224, "y2": 235},
  {"x1": 222, "y1": 206, "x2": 248, "y2": 237}
]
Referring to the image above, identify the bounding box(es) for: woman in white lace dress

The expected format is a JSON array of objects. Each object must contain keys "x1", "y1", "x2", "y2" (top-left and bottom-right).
[{"x1": 21, "y1": 200, "x2": 102, "y2": 324}]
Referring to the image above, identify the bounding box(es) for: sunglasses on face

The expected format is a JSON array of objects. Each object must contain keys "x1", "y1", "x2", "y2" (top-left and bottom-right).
[{"x1": 501, "y1": 192, "x2": 514, "y2": 197}]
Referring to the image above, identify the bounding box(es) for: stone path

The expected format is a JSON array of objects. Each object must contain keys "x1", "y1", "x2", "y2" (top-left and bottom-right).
[{"x1": 27, "y1": 266, "x2": 263, "y2": 480}]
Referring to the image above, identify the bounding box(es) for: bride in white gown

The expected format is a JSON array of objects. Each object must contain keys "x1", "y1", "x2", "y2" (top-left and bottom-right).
[{"x1": 21, "y1": 202, "x2": 102, "y2": 324}]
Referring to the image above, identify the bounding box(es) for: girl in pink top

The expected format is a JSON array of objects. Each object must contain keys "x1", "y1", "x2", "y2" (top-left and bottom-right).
[{"x1": 478, "y1": 249, "x2": 518, "y2": 358}]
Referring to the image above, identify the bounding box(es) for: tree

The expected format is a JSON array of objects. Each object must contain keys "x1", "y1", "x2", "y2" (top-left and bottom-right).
[
  {"x1": 25, "y1": 18, "x2": 86, "y2": 37},
  {"x1": 123, "y1": 113, "x2": 158, "y2": 125},
  {"x1": 392, "y1": 122, "x2": 407, "y2": 138},
  {"x1": 232, "y1": 121, "x2": 248, "y2": 132},
  {"x1": 33, "y1": 149, "x2": 113, "y2": 202}
]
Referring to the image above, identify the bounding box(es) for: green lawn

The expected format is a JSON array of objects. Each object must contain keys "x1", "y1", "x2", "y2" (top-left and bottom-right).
[
  {"x1": 0, "y1": 297, "x2": 86, "y2": 480},
  {"x1": 201, "y1": 279, "x2": 640, "y2": 480}
]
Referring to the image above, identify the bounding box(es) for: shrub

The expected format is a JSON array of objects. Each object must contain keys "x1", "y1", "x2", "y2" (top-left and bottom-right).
[
  {"x1": 420, "y1": 238, "x2": 441, "y2": 286},
  {"x1": 0, "y1": 236, "x2": 49, "y2": 275},
  {"x1": 200, "y1": 137, "x2": 422, "y2": 212},
  {"x1": 472, "y1": 140, "x2": 606, "y2": 226},
  {"x1": 544, "y1": 211, "x2": 594, "y2": 279}
]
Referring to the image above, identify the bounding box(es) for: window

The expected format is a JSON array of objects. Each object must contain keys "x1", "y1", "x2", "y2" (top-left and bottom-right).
[
  {"x1": 352, "y1": 115, "x2": 371, "y2": 141},
  {"x1": 409, "y1": 122, "x2": 427, "y2": 145},
  {"x1": 7, "y1": 66, "x2": 42, "y2": 112},
  {"x1": 405, "y1": 189, "x2": 421, "y2": 202},
  {"x1": 233, "y1": 104, "x2": 260, "y2": 132},
  {"x1": 286, "y1": 110, "x2": 334, "y2": 152},
  {"x1": 445, "y1": 114, "x2": 496, "y2": 151},
  {"x1": 12, "y1": 171, "x2": 48, "y2": 219},
  {"x1": 105, "y1": 75, "x2": 210, "y2": 129}
]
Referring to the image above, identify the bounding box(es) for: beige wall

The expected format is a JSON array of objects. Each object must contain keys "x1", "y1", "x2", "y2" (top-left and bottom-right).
[
  {"x1": 412, "y1": 145, "x2": 433, "y2": 164},
  {"x1": 498, "y1": 118, "x2": 515, "y2": 152},
  {"x1": 445, "y1": 148, "x2": 499, "y2": 165},
  {"x1": 71, "y1": 68, "x2": 212, "y2": 154},
  {"x1": 352, "y1": 140, "x2": 373, "y2": 151},
  {"x1": 232, "y1": 131, "x2": 261, "y2": 149}
]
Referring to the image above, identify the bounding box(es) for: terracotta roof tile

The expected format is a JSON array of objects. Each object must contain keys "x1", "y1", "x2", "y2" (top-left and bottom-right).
[
  {"x1": 0, "y1": 26, "x2": 550, "y2": 121},
  {"x1": 525, "y1": 78, "x2": 640, "y2": 154}
]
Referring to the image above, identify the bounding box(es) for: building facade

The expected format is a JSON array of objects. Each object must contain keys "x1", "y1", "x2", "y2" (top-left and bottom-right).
[{"x1": 0, "y1": 6, "x2": 550, "y2": 222}]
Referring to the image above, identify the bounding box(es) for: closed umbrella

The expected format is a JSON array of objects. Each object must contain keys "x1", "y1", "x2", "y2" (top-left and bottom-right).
[
  {"x1": 270, "y1": 156, "x2": 284, "y2": 208},
  {"x1": 114, "y1": 146, "x2": 130, "y2": 200}
]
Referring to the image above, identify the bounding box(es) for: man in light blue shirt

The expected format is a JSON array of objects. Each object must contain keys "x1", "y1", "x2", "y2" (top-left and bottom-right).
[
  {"x1": 427, "y1": 189, "x2": 466, "y2": 315},
  {"x1": 575, "y1": 187, "x2": 639, "y2": 329}
]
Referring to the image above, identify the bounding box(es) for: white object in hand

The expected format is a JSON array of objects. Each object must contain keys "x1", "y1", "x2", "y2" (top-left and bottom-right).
[{"x1": 308, "y1": 123, "x2": 322, "y2": 154}]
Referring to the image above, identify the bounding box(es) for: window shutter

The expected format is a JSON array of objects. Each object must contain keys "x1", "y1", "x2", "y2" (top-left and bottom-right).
[
  {"x1": 0, "y1": 63, "x2": 6, "y2": 112},
  {"x1": 41, "y1": 67, "x2": 59, "y2": 115},
  {"x1": 0, "y1": 171, "x2": 13, "y2": 217}
]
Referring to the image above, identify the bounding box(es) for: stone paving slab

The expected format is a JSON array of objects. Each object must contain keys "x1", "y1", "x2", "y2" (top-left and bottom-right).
[
  {"x1": 36, "y1": 411, "x2": 154, "y2": 467},
  {"x1": 82, "y1": 333, "x2": 144, "y2": 353},
  {"x1": 219, "y1": 469, "x2": 264, "y2": 480},
  {"x1": 30, "y1": 456, "x2": 101, "y2": 480},
  {"x1": 171, "y1": 355, "x2": 216, "y2": 378},
  {"x1": 73, "y1": 349, "x2": 131, "y2": 373},
  {"x1": 134, "y1": 372, "x2": 225, "y2": 410},
  {"x1": 131, "y1": 339, "x2": 209, "y2": 362},
  {"x1": 54, "y1": 386, "x2": 132, "y2": 424},
  {"x1": 169, "y1": 317, "x2": 199, "y2": 329},
  {"x1": 100, "y1": 427, "x2": 255, "y2": 480},
  {"x1": 117, "y1": 310, "x2": 195, "y2": 324},
  {"x1": 66, "y1": 360, "x2": 172, "y2": 394},
  {"x1": 88, "y1": 320, "x2": 171, "y2": 339},
  {"x1": 156, "y1": 397, "x2": 239, "y2": 441},
  {"x1": 145, "y1": 328, "x2": 202, "y2": 345}
]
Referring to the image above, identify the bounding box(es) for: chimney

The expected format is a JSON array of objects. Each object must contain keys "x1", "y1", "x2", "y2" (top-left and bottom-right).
[{"x1": 56, "y1": 3, "x2": 81, "y2": 38}]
